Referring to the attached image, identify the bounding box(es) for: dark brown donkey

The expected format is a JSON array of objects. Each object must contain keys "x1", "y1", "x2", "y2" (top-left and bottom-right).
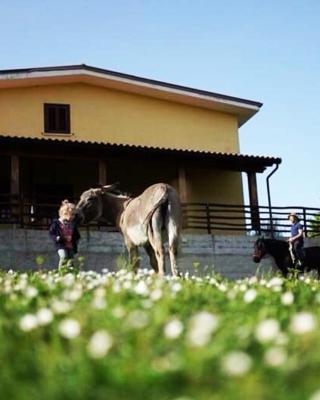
[{"x1": 75, "y1": 183, "x2": 182, "y2": 275}]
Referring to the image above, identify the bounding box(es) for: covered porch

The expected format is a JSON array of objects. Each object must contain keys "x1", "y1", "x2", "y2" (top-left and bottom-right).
[{"x1": 0, "y1": 135, "x2": 281, "y2": 232}]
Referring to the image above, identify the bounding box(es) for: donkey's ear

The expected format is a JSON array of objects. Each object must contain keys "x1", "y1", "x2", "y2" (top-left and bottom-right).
[{"x1": 102, "y1": 182, "x2": 119, "y2": 192}]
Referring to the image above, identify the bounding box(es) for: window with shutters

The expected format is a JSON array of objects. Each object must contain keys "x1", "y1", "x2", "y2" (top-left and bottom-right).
[{"x1": 44, "y1": 103, "x2": 70, "y2": 134}]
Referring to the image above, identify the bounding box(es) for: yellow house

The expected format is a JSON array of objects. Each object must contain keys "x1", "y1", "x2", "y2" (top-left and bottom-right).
[{"x1": 0, "y1": 64, "x2": 281, "y2": 231}]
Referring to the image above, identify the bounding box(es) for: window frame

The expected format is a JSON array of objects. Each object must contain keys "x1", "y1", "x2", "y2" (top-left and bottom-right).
[{"x1": 43, "y1": 103, "x2": 71, "y2": 134}]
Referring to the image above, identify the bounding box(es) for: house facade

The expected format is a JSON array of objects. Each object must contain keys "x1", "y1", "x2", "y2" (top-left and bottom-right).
[{"x1": 0, "y1": 64, "x2": 281, "y2": 231}]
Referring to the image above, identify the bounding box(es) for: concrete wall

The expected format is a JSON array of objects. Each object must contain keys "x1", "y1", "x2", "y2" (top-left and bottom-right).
[{"x1": 1, "y1": 226, "x2": 320, "y2": 279}]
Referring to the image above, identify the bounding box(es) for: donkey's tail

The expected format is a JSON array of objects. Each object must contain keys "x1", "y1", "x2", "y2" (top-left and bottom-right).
[{"x1": 142, "y1": 183, "x2": 169, "y2": 227}]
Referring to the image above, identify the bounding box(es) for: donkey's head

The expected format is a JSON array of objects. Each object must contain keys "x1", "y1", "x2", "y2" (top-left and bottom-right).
[{"x1": 75, "y1": 184, "x2": 118, "y2": 224}]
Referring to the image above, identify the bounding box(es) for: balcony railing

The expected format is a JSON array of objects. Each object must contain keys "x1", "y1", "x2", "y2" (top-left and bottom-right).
[{"x1": 1, "y1": 194, "x2": 320, "y2": 237}]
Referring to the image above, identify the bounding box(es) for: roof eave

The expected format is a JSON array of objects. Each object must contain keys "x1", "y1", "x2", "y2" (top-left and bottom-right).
[{"x1": 0, "y1": 64, "x2": 262, "y2": 126}]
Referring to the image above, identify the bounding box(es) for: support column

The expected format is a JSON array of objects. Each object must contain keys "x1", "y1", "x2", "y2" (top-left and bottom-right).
[
  {"x1": 247, "y1": 171, "x2": 260, "y2": 232},
  {"x1": 10, "y1": 154, "x2": 20, "y2": 224},
  {"x1": 10, "y1": 154, "x2": 20, "y2": 194},
  {"x1": 178, "y1": 166, "x2": 187, "y2": 203},
  {"x1": 98, "y1": 159, "x2": 107, "y2": 186}
]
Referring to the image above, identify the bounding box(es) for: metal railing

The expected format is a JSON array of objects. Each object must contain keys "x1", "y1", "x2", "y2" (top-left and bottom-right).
[
  {"x1": 1, "y1": 194, "x2": 320, "y2": 237},
  {"x1": 182, "y1": 203, "x2": 320, "y2": 237}
]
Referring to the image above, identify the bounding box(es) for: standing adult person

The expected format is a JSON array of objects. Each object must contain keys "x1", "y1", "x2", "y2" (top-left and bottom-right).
[{"x1": 287, "y1": 212, "x2": 305, "y2": 267}]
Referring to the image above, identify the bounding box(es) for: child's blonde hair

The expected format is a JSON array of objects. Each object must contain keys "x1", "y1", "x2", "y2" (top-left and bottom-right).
[{"x1": 59, "y1": 199, "x2": 76, "y2": 218}]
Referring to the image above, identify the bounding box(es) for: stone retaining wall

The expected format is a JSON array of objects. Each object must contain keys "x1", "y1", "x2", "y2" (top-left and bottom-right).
[{"x1": 1, "y1": 226, "x2": 320, "y2": 279}]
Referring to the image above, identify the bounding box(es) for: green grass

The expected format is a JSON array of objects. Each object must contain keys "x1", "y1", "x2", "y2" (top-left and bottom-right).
[{"x1": 1, "y1": 267, "x2": 320, "y2": 400}]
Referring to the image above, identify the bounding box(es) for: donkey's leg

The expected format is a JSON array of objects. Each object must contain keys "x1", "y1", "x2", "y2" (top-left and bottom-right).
[
  {"x1": 168, "y1": 223, "x2": 179, "y2": 277},
  {"x1": 148, "y1": 209, "x2": 165, "y2": 275},
  {"x1": 126, "y1": 242, "x2": 140, "y2": 273},
  {"x1": 144, "y1": 243, "x2": 158, "y2": 273}
]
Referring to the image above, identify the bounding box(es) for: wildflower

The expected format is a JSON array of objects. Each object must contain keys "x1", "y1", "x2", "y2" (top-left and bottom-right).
[
  {"x1": 150, "y1": 288, "x2": 163, "y2": 301},
  {"x1": 36, "y1": 308, "x2": 54, "y2": 326},
  {"x1": 218, "y1": 283, "x2": 227, "y2": 292},
  {"x1": 58, "y1": 319, "x2": 81, "y2": 339},
  {"x1": 310, "y1": 389, "x2": 320, "y2": 400},
  {"x1": 227, "y1": 289, "x2": 237, "y2": 300},
  {"x1": 19, "y1": 314, "x2": 38, "y2": 332},
  {"x1": 112, "y1": 306, "x2": 126, "y2": 318},
  {"x1": 248, "y1": 276, "x2": 258, "y2": 284},
  {"x1": 63, "y1": 289, "x2": 82, "y2": 302},
  {"x1": 134, "y1": 281, "x2": 149, "y2": 296},
  {"x1": 112, "y1": 281, "x2": 122, "y2": 293},
  {"x1": 87, "y1": 330, "x2": 113, "y2": 359},
  {"x1": 243, "y1": 288, "x2": 257, "y2": 303},
  {"x1": 187, "y1": 311, "x2": 219, "y2": 347},
  {"x1": 267, "y1": 277, "x2": 283, "y2": 289},
  {"x1": 164, "y1": 319, "x2": 184, "y2": 339},
  {"x1": 290, "y1": 312, "x2": 317, "y2": 335},
  {"x1": 221, "y1": 351, "x2": 252, "y2": 376},
  {"x1": 91, "y1": 296, "x2": 107, "y2": 310},
  {"x1": 62, "y1": 273, "x2": 75, "y2": 287},
  {"x1": 171, "y1": 282, "x2": 182, "y2": 293},
  {"x1": 24, "y1": 286, "x2": 38, "y2": 298},
  {"x1": 126, "y1": 310, "x2": 149, "y2": 329},
  {"x1": 255, "y1": 319, "x2": 280, "y2": 343},
  {"x1": 264, "y1": 346, "x2": 287, "y2": 367},
  {"x1": 281, "y1": 292, "x2": 294, "y2": 305},
  {"x1": 51, "y1": 299, "x2": 72, "y2": 314}
]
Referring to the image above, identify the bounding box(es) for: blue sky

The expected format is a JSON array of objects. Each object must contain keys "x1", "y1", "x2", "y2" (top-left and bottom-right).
[{"x1": 1, "y1": 0, "x2": 319, "y2": 208}]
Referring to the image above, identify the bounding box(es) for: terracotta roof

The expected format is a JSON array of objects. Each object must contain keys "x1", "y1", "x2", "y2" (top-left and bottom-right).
[
  {"x1": 0, "y1": 135, "x2": 281, "y2": 173},
  {"x1": 0, "y1": 64, "x2": 262, "y2": 127}
]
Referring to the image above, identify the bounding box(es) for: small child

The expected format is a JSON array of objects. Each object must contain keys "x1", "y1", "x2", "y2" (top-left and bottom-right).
[{"x1": 49, "y1": 200, "x2": 81, "y2": 270}]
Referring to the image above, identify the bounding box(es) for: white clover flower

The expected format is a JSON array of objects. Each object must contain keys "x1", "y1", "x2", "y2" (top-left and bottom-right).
[
  {"x1": 19, "y1": 314, "x2": 38, "y2": 332},
  {"x1": 58, "y1": 319, "x2": 81, "y2": 339},
  {"x1": 112, "y1": 281, "x2": 122, "y2": 293},
  {"x1": 187, "y1": 311, "x2": 219, "y2": 347},
  {"x1": 243, "y1": 288, "x2": 257, "y2": 303},
  {"x1": 290, "y1": 312, "x2": 317, "y2": 335},
  {"x1": 164, "y1": 319, "x2": 184, "y2": 340},
  {"x1": 24, "y1": 286, "x2": 38, "y2": 298},
  {"x1": 309, "y1": 389, "x2": 320, "y2": 400},
  {"x1": 267, "y1": 277, "x2": 283, "y2": 288},
  {"x1": 112, "y1": 306, "x2": 126, "y2": 319},
  {"x1": 248, "y1": 276, "x2": 258, "y2": 284},
  {"x1": 87, "y1": 330, "x2": 113, "y2": 359},
  {"x1": 281, "y1": 291, "x2": 294, "y2": 306},
  {"x1": 91, "y1": 297, "x2": 107, "y2": 310},
  {"x1": 150, "y1": 288, "x2": 163, "y2": 301},
  {"x1": 239, "y1": 284, "x2": 247, "y2": 292},
  {"x1": 94, "y1": 287, "x2": 106, "y2": 298},
  {"x1": 227, "y1": 289, "x2": 237, "y2": 300},
  {"x1": 36, "y1": 308, "x2": 54, "y2": 326},
  {"x1": 122, "y1": 280, "x2": 132, "y2": 290},
  {"x1": 63, "y1": 289, "x2": 82, "y2": 302},
  {"x1": 141, "y1": 299, "x2": 153, "y2": 309},
  {"x1": 126, "y1": 310, "x2": 149, "y2": 329},
  {"x1": 218, "y1": 283, "x2": 227, "y2": 292},
  {"x1": 264, "y1": 346, "x2": 287, "y2": 367},
  {"x1": 62, "y1": 273, "x2": 75, "y2": 287},
  {"x1": 221, "y1": 351, "x2": 252, "y2": 376},
  {"x1": 134, "y1": 281, "x2": 149, "y2": 296},
  {"x1": 171, "y1": 282, "x2": 182, "y2": 293},
  {"x1": 255, "y1": 319, "x2": 280, "y2": 343},
  {"x1": 51, "y1": 299, "x2": 72, "y2": 314}
]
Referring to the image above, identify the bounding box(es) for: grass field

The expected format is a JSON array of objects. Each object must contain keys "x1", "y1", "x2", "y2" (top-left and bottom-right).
[{"x1": 1, "y1": 266, "x2": 320, "y2": 400}]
